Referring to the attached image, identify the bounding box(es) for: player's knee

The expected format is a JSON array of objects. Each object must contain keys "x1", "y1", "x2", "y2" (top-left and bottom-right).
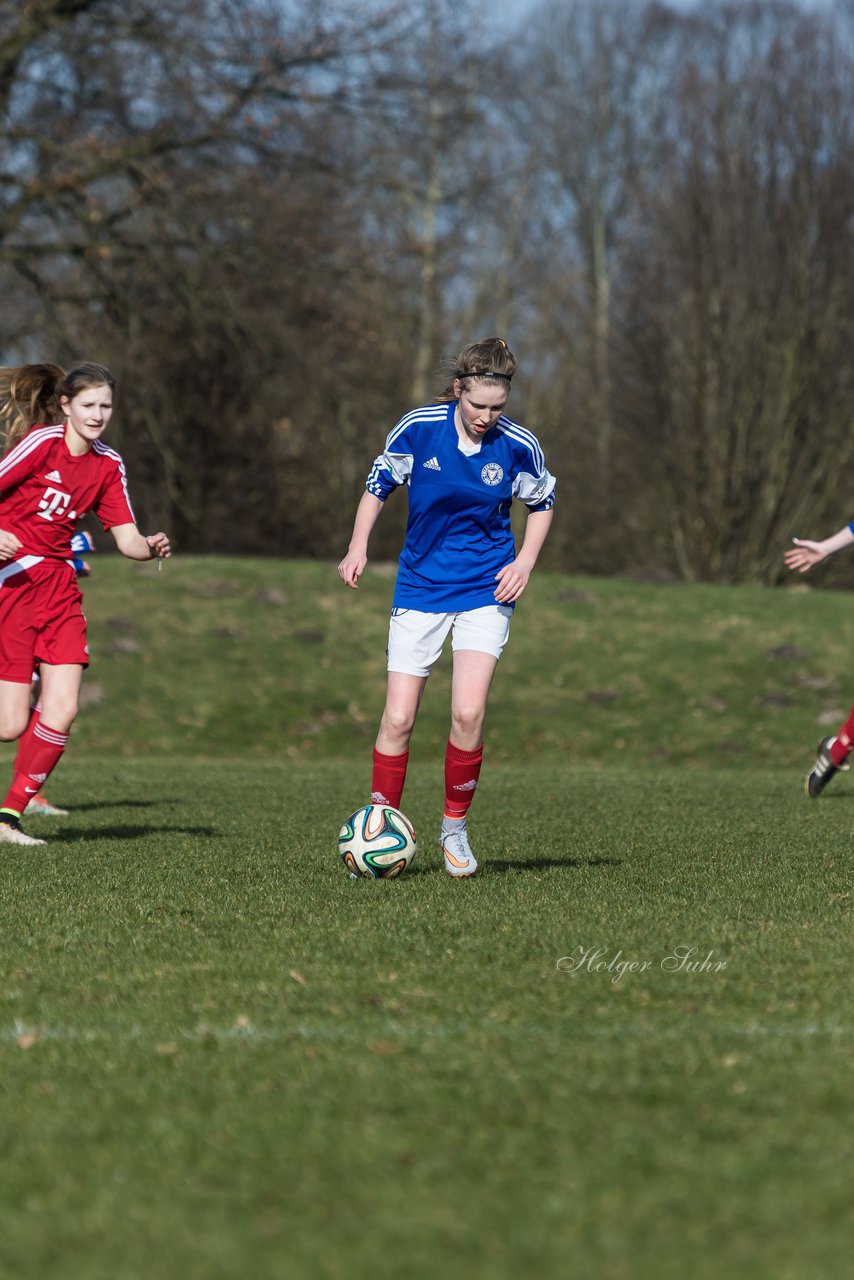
[
  {"x1": 381, "y1": 704, "x2": 416, "y2": 740},
  {"x1": 0, "y1": 711, "x2": 31, "y2": 741},
  {"x1": 40, "y1": 700, "x2": 78, "y2": 734},
  {"x1": 451, "y1": 705, "x2": 485, "y2": 740}
]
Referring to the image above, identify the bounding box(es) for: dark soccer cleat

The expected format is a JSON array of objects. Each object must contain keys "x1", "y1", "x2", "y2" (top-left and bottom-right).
[{"x1": 805, "y1": 736, "x2": 848, "y2": 798}]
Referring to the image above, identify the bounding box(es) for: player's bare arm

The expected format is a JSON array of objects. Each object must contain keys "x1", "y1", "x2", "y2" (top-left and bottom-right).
[
  {"x1": 338, "y1": 492, "x2": 385, "y2": 588},
  {"x1": 493, "y1": 508, "x2": 554, "y2": 603},
  {"x1": 784, "y1": 525, "x2": 854, "y2": 574},
  {"x1": 110, "y1": 523, "x2": 172, "y2": 562}
]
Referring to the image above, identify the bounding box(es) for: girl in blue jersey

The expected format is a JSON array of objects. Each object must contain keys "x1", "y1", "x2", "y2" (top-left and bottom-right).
[{"x1": 338, "y1": 337, "x2": 556, "y2": 876}]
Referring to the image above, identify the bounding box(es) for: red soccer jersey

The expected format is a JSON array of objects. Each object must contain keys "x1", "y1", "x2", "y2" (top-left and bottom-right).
[{"x1": 0, "y1": 425, "x2": 136, "y2": 558}]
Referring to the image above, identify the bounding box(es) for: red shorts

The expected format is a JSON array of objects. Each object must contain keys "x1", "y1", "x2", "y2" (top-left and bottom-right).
[{"x1": 0, "y1": 558, "x2": 88, "y2": 682}]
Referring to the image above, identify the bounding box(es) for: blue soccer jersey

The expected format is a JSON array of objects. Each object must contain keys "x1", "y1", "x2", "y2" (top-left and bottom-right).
[{"x1": 366, "y1": 401, "x2": 556, "y2": 611}]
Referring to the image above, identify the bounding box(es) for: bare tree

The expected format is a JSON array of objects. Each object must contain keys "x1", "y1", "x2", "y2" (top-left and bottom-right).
[
  {"x1": 343, "y1": 0, "x2": 491, "y2": 405},
  {"x1": 617, "y1": 0, "x2": 854, "y2": 582},
  {"x1": 0, "y1": 0, "x2": 407, "y2": 327},
  {"x1": 0, "y1": 0, "x2": 414, "y2": 549},
  {"x1": 500, "y1": 1, "x2": 662, "y2": 467},
  {"x1": 475, "y1": 0, "x2": 689, "y2": 575},
  {"x1": 2, "y1": 0, "x2": 850, "y2": 575}
]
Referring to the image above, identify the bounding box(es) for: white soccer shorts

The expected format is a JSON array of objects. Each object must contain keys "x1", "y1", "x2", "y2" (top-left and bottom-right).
[{"x1": 387, "y1": 605, "x2": 513, "y2": 677}]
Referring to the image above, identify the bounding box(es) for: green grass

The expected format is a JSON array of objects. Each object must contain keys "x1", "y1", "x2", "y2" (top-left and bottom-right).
[
  {"x1": 66, "y1": 555, "x2": 852, "y2": 766},
  {"x1": 0, "y1": 558, "x2": 851, "y2": 1278}
]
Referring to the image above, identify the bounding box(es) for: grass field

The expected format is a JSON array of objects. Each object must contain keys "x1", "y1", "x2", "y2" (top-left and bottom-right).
[{"x1": 0, "y1": 558, "x2": 851, "y2": 1279}]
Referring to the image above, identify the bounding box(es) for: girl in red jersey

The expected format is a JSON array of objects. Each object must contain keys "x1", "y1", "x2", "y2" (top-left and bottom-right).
[{"x1": 0, "y1": 362, "x2": 170, "y2": 846}]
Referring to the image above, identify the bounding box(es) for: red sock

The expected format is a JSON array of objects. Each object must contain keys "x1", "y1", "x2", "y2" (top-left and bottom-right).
[
  {"x1": 371, "y1": 748, "x2": 409, "y2": 809},
  {"x1": 3, "y1": 716, "x2": 69, "y2": 815},
  {"x1": 831, "y1": 711, "x2": 854, "y2": 765},
  {"x1": 444, "y1": 740, "x2": 484, "y2": 819},
  {"x1": 13, "y1": 705, "x2": 41, "y2": 767}
]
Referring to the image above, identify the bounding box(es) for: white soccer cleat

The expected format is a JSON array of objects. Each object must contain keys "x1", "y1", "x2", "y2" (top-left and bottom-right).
[
  {"x1": 0, "y1": 816, "x2": 46, "y2": 846},
  {"x1": 441, "y1": 828, "x2": 478, "y2": 877}
]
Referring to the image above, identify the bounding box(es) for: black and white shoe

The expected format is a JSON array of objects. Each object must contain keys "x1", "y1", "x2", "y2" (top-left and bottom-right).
[
  {"x1": 0, "y1": 812, "x2": 46, "y2": 846},
  {"x1": 805, "y1": 736, "x2": 849, "y2": 798}
]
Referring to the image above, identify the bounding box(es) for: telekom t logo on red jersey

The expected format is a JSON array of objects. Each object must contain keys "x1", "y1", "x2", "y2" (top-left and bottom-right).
[{"x1": 37, "y1": 486, "x2": 73, "y2": 521}]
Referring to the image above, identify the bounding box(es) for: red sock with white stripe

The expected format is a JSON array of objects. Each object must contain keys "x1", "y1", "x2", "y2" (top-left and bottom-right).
[
  {"x1": 444, "y1": 740, "x2": 484, "y2": 819},
  {"x1": 0, "y1": 705, "x2": 40, "y2": 814},
  {"x1": 2, "y1": 715, "x2": 69, "y2": 816},
  {"x1": 830, "y1": 708, "x2": 854, "y2": 765},
  {"x1": 371, "y1": 748, "x2": 409, "y2": 809}
]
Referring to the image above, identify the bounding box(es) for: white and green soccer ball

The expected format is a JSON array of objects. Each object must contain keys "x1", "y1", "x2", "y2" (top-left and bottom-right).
[{"x1": 338, "y1": 804, "x2": 417, "y2": 879}]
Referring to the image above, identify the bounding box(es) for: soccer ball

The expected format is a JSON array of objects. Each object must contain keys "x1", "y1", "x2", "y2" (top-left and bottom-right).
[{"x1": 338, "y1": 804, "x2": 417, "y2": 878}]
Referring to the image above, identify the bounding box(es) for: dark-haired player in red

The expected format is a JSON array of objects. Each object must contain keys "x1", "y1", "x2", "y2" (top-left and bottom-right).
[{"x1": 0, "y1": 362, "x2": 170, "y2": 846}]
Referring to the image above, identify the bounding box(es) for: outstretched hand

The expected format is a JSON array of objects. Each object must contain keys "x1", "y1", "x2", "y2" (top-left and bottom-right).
[{"x1": 784, "y1": 538, "x2": 826, "y2": 574}]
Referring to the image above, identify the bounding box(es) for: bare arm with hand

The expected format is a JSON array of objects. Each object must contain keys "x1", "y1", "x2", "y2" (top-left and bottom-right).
[
  {"x1": 338, "y1": 493, "x2": 385, "y2": 589},
  {"x1": 110, "y1": 523, "x2": 172, "y2": 562},
  {"x1": 784, "y1": 525, "x2": 854, "y2": 574},
  {"x1": 493, "y1": 508, "x2": 554, "y2": 604}
]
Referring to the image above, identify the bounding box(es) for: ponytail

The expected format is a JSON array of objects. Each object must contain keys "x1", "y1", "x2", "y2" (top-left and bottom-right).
[{"x1": 0, "y1": 363, "x2": 66, "y2": 450}]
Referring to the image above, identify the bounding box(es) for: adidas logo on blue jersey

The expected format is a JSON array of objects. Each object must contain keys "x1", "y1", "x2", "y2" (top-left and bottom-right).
[{"x1": 423, "y1": 456, "x2": 441, "y2": 471}]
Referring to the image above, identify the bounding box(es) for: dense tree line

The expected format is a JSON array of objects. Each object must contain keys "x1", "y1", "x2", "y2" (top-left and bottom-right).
[{"x1": 0, "y1": 0, "x2": 851, "y2": 582}]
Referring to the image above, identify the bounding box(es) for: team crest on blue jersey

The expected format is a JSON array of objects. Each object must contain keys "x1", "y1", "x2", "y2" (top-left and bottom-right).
[{"x1": 481, "y1": 462, "x2": 504, "y2": 486}]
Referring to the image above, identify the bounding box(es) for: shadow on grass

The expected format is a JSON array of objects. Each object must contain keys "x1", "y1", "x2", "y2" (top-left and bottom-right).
[
  {"x1": 487, "y1": 856, "x2": 622, "y2": 873},
  {"x1": 403, "y1": 856, "x2": 621, "y2": 876},
  {"x1": 46, "y1": 824, "x2": 222, "y2": 842},
  {"x1": 41, "y1": 799, "x2": 181, "y2": 813}
]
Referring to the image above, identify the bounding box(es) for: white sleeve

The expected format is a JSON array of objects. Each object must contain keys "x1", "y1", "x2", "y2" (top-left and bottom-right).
[
  {"x1": 513, "y1": 466, "x2": 556, "y2": 510},
  {"x1": 366, "y1": 449, "x2": 413, "y2": 498}
]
